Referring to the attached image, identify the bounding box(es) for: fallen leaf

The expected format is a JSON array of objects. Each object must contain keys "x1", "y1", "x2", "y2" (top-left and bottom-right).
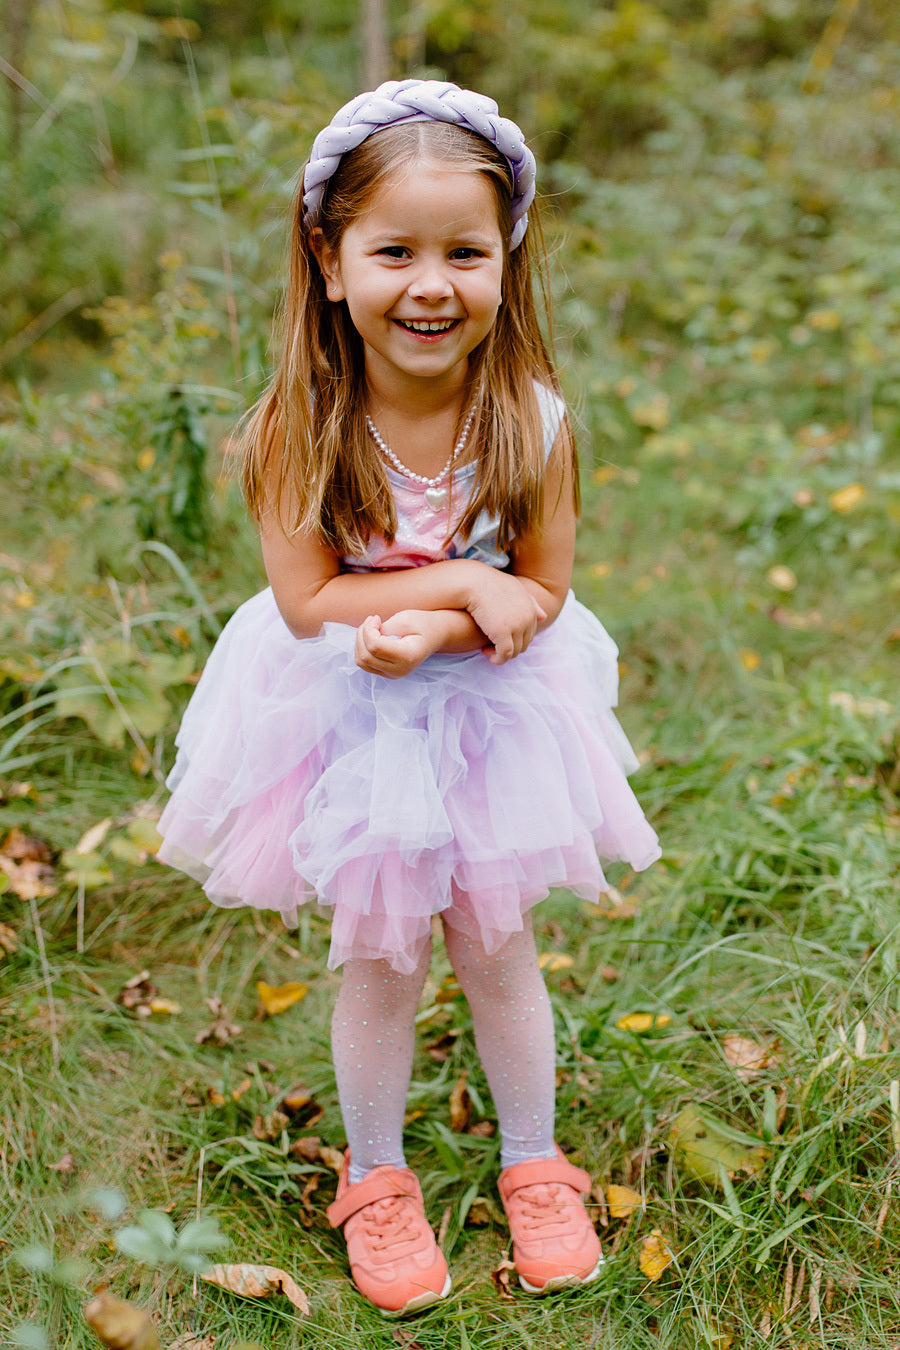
[
  {"x1": 721, "y1": 1034, "x2": 771, "y2": 1081},
  {"x1": 319, "y1": 1144, "x2": 345, "y2": 1172},
  {"x1": 75, "y1": 818, "x2": 113, "y2": 855},
  {"x1": 491, "y1": 1256, "x2": 517, "y2": 1301},
  {"x1": 601, "y1": 965, "x2": 620, "y2": 982},
  {"x1": 256, "y1": 981, "x2": 308, "y2": 1016},
  {"x1": 0, "y1": 854, "x2": 58, "y2": 901},
  {"x1": 252, "y1": 1110, "x2": 290, "y2": 1141},
  {"x1": 424, "y1": 1029, "x2": 461, "y2": 1062},
  {"x1": 48, "y1": 1153, "x2": 76, "y2": 1173},
  {"x1": 0, "y1": 922, "x2": 18, "y2": 956},
  {"x1": 392, "y1": 1328, "x2": 425, "y2": 1349},
  {"x1": 537, "y1": 951, "x2": 574, "y2": 972},
  {"x1": 616, "y1": 1012, "x2": 671, "y2": 1033},
  {"x1": 829, "y1": 690, "x2": 891, "y2": 717},
  {"x1": 434, "y1": 974, "x2": 462, "y2": 1004},
  {"x1": 464, "y1": 1199, "x2": 497, "y2": 1227},
  {"x1": 201, "y1": 1263, "x2": 310, "y2": 1314},
  {"x1": 288, "y1": 1136, "x2": 321, "y2": 1163},
  {"x1": 630, "y1": 392, "x2": 670, "y2": 430},
  {"x1": 1, "y1": 828, "x2": 55, "y2": 863},
  {"x1": 739, "y1": 648, "x2": 760, "y2": 671},
  {"x1": 767, "y1": 565, "x2": 797, "y2": 592},
  {"x1": 829, "y1": 482, "x2": 865, "y2": 513},
  {"x1": 606, "y1": 1184, "x2": 643, "y2": 1219},
  {"x1": 169, "y1": 1336, "x2": 215, "y2": 1350},
  {"x1": 639, "y1": 1229, "x2": 675, "y2": 1282},
  {"x1": 669, "y1": 1103, "x2": 769, "y2": 1186},
  {"x1": 595, "y1": 886, "x2": 638, "y2": 920},
  {"x1": 468, "y1": 1119, "x2": 496, "y2": 1138},
  {"x1": 449, "y1": 1072, "x2": 471, "y2": 1133},
  {"x1": 195, "y1": 997, "x2": 243, "y2": 1047},
  {"x1": 148, "y1": 997, "x2": 181, "y2": 1016},
  {"x1": 83, "y1": 1292, "x2": 162, "y2": 1350}
]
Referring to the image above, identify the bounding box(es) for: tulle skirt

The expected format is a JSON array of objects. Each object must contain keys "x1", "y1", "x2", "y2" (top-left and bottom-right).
[{"x1": 158, "y1": 588, "x2": 660, "y2": 973}]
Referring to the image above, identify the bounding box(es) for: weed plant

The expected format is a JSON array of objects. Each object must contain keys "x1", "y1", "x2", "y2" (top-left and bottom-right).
[{"x1": 1, "y1": 9, "x2": 899, "y2": 1350}]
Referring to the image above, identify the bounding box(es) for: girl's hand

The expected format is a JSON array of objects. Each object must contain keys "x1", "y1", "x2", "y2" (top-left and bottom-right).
[
  {"x1": 463, "y1": 569, "x2": 546, "y2": 664},
  {"x1": 355, "y1": 611, "x2": 444, "y2": 679}
]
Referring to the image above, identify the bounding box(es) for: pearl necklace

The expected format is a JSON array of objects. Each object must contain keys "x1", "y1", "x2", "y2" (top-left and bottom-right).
[{"x1": 366, "y1": 404, "x2": 478, "y2": 510}]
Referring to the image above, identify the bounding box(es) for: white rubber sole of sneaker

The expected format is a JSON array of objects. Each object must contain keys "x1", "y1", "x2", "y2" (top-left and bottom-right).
[
  {"x1": 519, "y1": 1255, "x2": 605, "y2": 1295},
  {"x1": 380, "y1": 1272, "x2": 453, "y2": 1318}
]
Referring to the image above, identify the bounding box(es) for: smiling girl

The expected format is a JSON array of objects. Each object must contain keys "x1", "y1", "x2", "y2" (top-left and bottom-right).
[{"x1": 159, "y1": 80, "x2": 660, "y2": 1316}]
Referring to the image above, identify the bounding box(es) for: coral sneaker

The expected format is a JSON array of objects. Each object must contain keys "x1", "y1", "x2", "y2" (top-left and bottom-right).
[
  {"x1": 497, "y1": 1145, "x2": 603, "y2": 1294},
  {"x1": 326, "y1": 1154, "x2": 451, "y2": 1316}
]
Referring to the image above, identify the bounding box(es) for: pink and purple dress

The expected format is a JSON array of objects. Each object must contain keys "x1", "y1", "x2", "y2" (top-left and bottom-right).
[{"x1": 158, "y1": 389, "x2": 660, "y2": 972}]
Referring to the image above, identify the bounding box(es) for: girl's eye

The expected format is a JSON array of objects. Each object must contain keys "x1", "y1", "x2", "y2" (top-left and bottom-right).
[
  {"x1": 450, "y1": 248, "x2": 483, "y2": 261},
  {"x1": 378, "y1": 246, "x2": 408, "y2": 259}
]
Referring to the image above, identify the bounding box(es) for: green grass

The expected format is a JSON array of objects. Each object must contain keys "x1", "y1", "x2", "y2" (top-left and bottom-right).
[{"x1": 2, "y1": 18, "x2": 900, "y2": 1350}]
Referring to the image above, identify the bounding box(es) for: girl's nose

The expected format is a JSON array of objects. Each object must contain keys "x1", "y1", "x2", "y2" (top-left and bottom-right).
[{"x1": 407, "y1": 261, "x2": 454, "y2": 302}]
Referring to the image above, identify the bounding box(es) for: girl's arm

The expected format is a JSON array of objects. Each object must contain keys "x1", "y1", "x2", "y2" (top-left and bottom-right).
[{"x1": 508, "y1": 420, "x2": 577, "y2": 621}]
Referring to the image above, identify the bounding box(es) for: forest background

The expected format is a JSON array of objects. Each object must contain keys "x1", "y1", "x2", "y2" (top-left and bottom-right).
[{"x1": 2, "y1": 1, "x2": 900, "y2": 1347}]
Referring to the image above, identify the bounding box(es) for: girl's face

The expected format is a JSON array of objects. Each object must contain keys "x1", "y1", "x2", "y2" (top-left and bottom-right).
[{"x1": 314, "y1": 162, "x2": 505, "y2": 397}]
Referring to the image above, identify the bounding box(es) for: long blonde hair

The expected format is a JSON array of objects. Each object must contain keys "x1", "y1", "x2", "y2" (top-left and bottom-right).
[{"x1": 241, "y1": 120, "x2": 577, "y2": 556}]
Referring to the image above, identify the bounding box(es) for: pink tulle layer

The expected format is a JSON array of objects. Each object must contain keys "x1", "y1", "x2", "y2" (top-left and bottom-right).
[{"x1": 158, "y1": 589, "x2": 660, "y2": 972}]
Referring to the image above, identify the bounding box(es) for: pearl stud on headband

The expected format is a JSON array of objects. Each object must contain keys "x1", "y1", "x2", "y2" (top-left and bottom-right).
[{"x1": 302, "y1": 79, "x2": 537, "y2": 250}]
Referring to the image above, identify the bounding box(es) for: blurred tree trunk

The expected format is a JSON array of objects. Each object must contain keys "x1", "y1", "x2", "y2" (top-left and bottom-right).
[
  {"x1": 2, "y1": 0, "x2": 33, "y2": 161},
  {"x1": 362, "y1": 0, "x2": 388, "y2": 88}
]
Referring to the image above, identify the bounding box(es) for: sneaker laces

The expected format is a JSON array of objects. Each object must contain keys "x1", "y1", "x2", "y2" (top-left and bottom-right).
[
  {"x1": 514, "y1": 1183, "x2": 573, "y2": 1232},
  {"x1": 359, "y1": 1195, "x2": 421, "y2": 1251}
]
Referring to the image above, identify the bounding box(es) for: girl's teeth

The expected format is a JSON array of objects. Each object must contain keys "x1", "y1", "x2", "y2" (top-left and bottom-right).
[{"x1": 401, "y1": 320, "x2": 456, "y2": 332}]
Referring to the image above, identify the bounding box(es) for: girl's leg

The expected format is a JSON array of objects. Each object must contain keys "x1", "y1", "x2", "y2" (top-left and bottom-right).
[
  {"x1": 442, "y1": 913, "x2": 556, "y2": 1167},
  {"x1": 331, "y1": 940, "x2": 432, "y2": 1184}
]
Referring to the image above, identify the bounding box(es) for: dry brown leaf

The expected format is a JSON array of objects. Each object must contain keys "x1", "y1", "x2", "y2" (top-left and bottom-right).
[
  {"x1": 83, "y1": 1292, "x2": 163, "y2": 1350},
  {"x1": 449, "y1": 1071, "x2": 471, "y2": 1133},
  {"x1": 392, "y1": 1328, "x2": 425, "y2": 1350},
  {"x1": 591, "y1": 1183, "x2": 609, "y2": 1227},
  {"x1": 468, "y1": 1119, "x2": 496, "y2": 1138},
  {"x1": 252, "y1": 1110, "x2": 290, "y2": 1142},
  {"x1": 595, "y1": 887, "x2": 638, "y2": 920},
  {"x1": 464, "y1": 1199, "x2": 494, "y2": 1227},
  {"x1": 280, "y1": 1084, "x2": 325, "y2": 1127},
  {"x1": 0, "y1": 853, "x2": 58, "y2": 901},
  {"x1": 169, "y1": 1336, "x2": 215, "y2": 1350},
  {"x1": 606, "y1": 1183, "x2": 643, "y2": 1219},
  {"x1": 721, "y1": 1033, "x2": 770, "y2": 1081},
  {"x1": 434, "y1": 974, "x2": 462, "y2": 1004},
  {"x1": 288, "y1": 1135, "x2": 322, "y2": 1163},
  {"x1": 201, "y1": 1263, "x2": 310, "y2": 1314},
  {"x1": 48, "y1": 1152, "x2": 76, "y2": 1173},
  {"x1": 319, "y1": 1144, "x2": 345, "y2": 1172},
  {"x1": 639, "y1": 1229, "x2": 675, "y2": 1282},
  {"x1": 0, "y1": 922, "x2": 18, "y2": 956},
  {"x1": 256, "y1": 980, "x2": 308, "y2": 1016},
  {"x1": 424, "y1": 1029, "x2": 461, "y2": 1062},
  {"x1": 601, "y1": 965, "x2": 620, "y2": 982},
  {"x1": 491, "y1": 1256, "x2": 517, "y2": 1301},
  {"x1": 116, "y1": 972, "x2": 158, "y2": 1014},
  {"x1": 2, "y1": 827, "x2": 55, "y2": 863},
  {"x1": 195, "y1": 996, "x2": 243, "y2": 1047}
]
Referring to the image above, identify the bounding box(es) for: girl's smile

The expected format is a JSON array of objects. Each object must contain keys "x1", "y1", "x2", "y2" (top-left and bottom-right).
[{"x1": 314, "y1": 164, "x2": 505, "y2": 396}]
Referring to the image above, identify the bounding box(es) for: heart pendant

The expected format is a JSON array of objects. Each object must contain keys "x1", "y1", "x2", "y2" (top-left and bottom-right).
[{"x1": 424, "y1": 486, "x2": 449, "y2": 511}]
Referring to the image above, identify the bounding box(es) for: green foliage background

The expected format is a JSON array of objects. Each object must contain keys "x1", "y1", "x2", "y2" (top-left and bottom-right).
[{"x1": 1, "y1": 2, "x2": 899, "y2": 1348}]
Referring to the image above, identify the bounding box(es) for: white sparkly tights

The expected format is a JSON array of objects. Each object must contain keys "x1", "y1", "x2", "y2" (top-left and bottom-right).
[{"x1": 331, "y1": 916, "x2": 557, "y2": 1184}]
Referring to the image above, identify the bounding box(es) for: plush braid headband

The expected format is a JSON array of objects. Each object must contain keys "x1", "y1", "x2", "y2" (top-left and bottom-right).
[{"x1": 302, "y1": 79, "x2": 536, "y2": 250}]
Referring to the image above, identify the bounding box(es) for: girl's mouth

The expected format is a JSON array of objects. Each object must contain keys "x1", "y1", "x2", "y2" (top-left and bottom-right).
[{"x1": 394, "y1": 318, "x2": 461, "y2": 336}]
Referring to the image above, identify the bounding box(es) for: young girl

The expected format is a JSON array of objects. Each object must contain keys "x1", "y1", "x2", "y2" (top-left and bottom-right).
[{"x1": 159, "y1": 79, "x2": 660, "y2": 1316}]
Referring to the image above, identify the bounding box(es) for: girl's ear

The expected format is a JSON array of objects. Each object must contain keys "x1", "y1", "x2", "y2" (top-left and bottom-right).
[{"x1": 308, "y1": 228, "x2": 345, "y2": 301}]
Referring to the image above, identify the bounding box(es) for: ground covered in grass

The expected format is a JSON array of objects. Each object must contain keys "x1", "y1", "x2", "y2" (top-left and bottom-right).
[{"x1": 2, "y1": 8, "x2": 900, "y2": 1349}]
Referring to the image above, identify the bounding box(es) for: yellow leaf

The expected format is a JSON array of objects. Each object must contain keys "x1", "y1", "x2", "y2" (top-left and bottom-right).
[
  {"x1": 606, "y1": 1184, "x2": 643, "y2": 1218},
  {"x1": 127, "y1": 817, "x2": 163, "y2": 854},
  {"x1": 137, "y1": 448, "x2": 156, "y2": 472},
  {"x1": 639, "y1": 1229, "x2": 675, "y2": 1281},
  {"x1": 14, "y1": 590, "x2": 35, "y2": 609},
  {"x1": 739, "y1": 649, "x2": 760, "y2": 671},
  {"x1": 592, "y1": 465, "x2": 620, "y2": 485},
  {"x1": 807, "y1": 307, "x2": 841, "y2": 330},
  {"x1": 83, "y1": 1292, "x2": 163, "y2": 1350},
  {"x1": 201, "y1": 1263, "x2": 310, "y2": 1315},
  {"x1": 538, "y1": 952, "x2": 574, "y2": 972},
  {"x1": 256, "y1": 981, "x2": 308, "y2": 1016},
  {"x1": 616, "y1": 1012, "x2": 671, "y2": 1033},
  {"x1": 148, "y1": 998, "x2": 181, "y2": 1015},
  {"x1": 630, "y1": 392, "x2": 670, "y2": 430},
  {"x1": 829, "y1": 482, "x2": 865, "y2": 513},
  {"x1": 589, "y1": 562, "x2": 613, "y2": 579},
  {"x1": 767, "y1": 565, "x2": 797, "y2": 592}
]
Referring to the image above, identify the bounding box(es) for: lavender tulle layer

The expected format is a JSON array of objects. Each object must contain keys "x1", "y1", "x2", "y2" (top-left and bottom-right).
[{"x1": 157, "y1": 587, "x2": 661, "y2": 973}]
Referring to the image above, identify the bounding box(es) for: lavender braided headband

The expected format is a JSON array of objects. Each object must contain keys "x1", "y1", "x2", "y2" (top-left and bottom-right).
[{"x1": 302, "y1": 79, "x2": 536, "y2": 250}]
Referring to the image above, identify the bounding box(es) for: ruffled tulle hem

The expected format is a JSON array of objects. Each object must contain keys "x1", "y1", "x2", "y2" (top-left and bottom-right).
[{"x1": 158, "y1": 588, "x2": 660, "y2": 972}]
